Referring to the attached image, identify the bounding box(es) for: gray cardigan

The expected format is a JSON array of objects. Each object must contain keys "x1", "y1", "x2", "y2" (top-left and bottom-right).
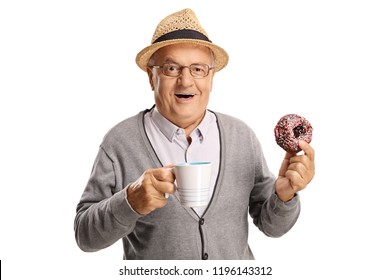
[{"x1": 74, "y1": 109, "x2": 300, "y2": 260}]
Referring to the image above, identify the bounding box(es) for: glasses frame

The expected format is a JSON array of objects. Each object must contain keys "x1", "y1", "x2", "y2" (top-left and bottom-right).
[{"x1": 149, "y1": 62, "x2": 215, "y2": 78}]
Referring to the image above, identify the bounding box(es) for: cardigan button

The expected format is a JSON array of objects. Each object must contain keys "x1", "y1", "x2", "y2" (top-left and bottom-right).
[
  {"x1": 202, "y1": 253, "x2": 209, "y2": 260},
  {"x1": 199, "y1": 218, "x2": 204, "y2": 225}
]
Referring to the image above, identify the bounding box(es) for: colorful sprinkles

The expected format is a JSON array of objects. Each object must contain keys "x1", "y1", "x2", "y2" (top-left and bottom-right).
[{"x1": 274, "y1": 114, "x2": 313, "y2": 153}]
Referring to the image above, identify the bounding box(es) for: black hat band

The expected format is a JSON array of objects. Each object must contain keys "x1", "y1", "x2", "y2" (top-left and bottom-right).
[{"x1": 153, "y1": 29, "x2": 212, "y2": 44}]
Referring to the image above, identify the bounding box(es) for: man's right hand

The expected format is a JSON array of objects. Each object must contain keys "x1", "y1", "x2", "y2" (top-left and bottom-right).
[{"x1": 127, "y1": 167, "x2": 176, "y2": 215}]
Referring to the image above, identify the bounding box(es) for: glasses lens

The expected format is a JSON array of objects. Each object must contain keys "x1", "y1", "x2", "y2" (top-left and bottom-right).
[
  {"x1": 162, "y1": 63, "x2": 180, "y2": 77},
  {"x1": 190, "y1": 64, "x2": 209, "y2": 77}
]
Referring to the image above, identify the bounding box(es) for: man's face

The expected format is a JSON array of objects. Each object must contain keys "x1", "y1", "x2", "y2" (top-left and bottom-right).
[{"x1": 147, "y1": 43, "x2": 215, "y2": 129}]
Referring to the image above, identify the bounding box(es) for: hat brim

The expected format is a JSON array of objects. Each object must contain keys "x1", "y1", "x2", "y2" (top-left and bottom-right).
[{"x1": 135, "y1": 39, "x2": 229, "y2": 72}]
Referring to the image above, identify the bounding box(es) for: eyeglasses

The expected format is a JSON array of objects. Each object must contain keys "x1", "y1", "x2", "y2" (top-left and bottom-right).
[{"x1": 149, "y1": 62, "x2": 215, "y2": 78}]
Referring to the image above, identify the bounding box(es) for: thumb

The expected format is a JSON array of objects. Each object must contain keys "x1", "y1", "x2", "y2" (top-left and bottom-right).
[{"x1": 164, "y1": 164, "x2": 174, "y2": 175}]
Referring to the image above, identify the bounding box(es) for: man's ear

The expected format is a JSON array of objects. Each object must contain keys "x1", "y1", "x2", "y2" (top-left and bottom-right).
[{"x1": 146, "y1": 67, "x2": 154, "y2": 91}]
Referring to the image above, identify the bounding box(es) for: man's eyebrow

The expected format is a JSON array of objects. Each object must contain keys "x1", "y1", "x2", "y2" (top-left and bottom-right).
[{"x1": 162, "y1": 58, "x2": 178, "y2": 64}]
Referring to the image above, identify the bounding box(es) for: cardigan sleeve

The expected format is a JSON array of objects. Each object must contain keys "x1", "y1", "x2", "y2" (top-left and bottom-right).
[
  {"x1": 248, "y1": 131, "x2": 301, "y2": 237},
  {"x1": 74, "y1": 147, "x2": 142, "y2": 252}
]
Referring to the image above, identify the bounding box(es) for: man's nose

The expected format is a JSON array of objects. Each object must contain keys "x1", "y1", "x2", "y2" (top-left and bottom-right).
[{"x1": 177, "y1": 67, "x2": 194, "y2": 87}]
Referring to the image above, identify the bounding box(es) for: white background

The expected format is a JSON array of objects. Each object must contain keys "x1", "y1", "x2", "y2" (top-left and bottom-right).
[{"x1": 1, "y1": 0, "x2": 389, "y2": 279}]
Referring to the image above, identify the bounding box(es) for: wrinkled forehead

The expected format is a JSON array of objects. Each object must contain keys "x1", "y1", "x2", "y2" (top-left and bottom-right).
[{"x1": 149, "y1": 43, "x2": 215, "y2": 65}]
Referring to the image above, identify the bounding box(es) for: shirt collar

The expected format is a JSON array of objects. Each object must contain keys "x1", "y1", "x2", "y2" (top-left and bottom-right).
[
  {"x1": 151, "y1": 107, "x2": 215, "y2": 143},
  {"x1": 194, "y1": 110, "x2": 215, "y2": 143}
]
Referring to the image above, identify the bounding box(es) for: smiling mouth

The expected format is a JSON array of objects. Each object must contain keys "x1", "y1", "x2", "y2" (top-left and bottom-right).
[{"x1": 175, "y1": 93, "x2": 195, "y2": 99}]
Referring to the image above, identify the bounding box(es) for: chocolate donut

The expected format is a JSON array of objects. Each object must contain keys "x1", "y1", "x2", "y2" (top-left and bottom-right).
[{"x1": 274, "y1": 114, "x2": 313, "y2": 153}]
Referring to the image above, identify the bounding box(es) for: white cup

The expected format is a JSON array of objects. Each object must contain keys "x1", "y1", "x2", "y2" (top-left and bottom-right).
[{"x1": 173, "y1": 162, "x2": 212, "y2": 207}]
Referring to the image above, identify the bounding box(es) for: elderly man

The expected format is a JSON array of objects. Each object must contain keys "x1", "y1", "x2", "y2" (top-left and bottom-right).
[{"x1": 74, "y1": 8, "x2": 315, "y2": 260}]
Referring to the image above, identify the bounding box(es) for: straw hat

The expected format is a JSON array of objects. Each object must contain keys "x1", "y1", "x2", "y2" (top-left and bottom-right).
[{"x1": 135, "y1": 8, "x2": 229, "y2": 72}]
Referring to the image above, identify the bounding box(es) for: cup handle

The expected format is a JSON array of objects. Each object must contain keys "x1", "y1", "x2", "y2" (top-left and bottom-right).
[
  {"x1": 165, "y1": 167, "x2": 174, "y2": 173},
  {"x1": 164, "y1": 167, "x2": 174, "y2": 198}
]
